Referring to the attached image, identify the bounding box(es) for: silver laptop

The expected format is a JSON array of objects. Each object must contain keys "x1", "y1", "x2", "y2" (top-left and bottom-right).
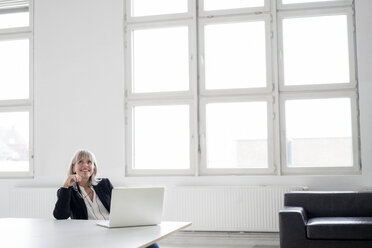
[{"x1": 96, "y1": 187, "x2": 164, "y2": 228}]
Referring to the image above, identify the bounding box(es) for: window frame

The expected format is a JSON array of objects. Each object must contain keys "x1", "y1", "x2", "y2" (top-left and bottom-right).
[
  {"x1": 279, "y1": 91, "x2": 360, "y2": 175},
  {"x1": 124, "y1": 0, "x2": 359, "y2": 176},
  {"x1": 124, "y1": 1, "x2": 198, "y2": 176},
  {"x1": 199, "y1": 95, "x2": 275, "y2": 175},
  {"x1": 277, "y1": 0, "x2": 353, "y2": 10},
  {"x1": 0, "y1": 7, "x2": 31, "y2": 35},
  {"x1": 0, "y1": 1, "x2": 33, "y2": 178},
  {"x1": 125, "y1": 99, "x2": 198, "y2": 176},
  {"x1": 0, "y1": 33, "x2": 33, "y2": 102},
  {"x1": 277, "y1": 7, "x2": 356, "y2": 92},
  {"x1": 198, "y1": 14, "x2": 273, "y2": 96},
  {"x1": 198, "y1": 0, "x2": 271, "y2": 17},
  {"x1": 125, "y1": 19, "x2": 197, "y2": 100},
  {"x1": 125, "y1": 0, "x2": 195, "y2": 23},
  {"x1": 0, "y1": 106, "x2": 33, "y2": 178}
]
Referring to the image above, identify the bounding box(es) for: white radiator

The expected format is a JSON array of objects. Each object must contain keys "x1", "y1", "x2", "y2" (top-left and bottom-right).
[
  {"x1": 9, "y1": 185, "x2": 306, "y2": 232},
  {"x1": 162, "y1": 185, "x2": 307, "y2": 232},
  {"x1": 9, "y1": 187, "x2": 58, "y2": 219}
]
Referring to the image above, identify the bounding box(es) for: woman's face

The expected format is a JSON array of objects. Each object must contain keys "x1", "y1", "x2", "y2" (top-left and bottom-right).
[{"x1": 73, "y1": 157, "x2": 94, "y2": 180}]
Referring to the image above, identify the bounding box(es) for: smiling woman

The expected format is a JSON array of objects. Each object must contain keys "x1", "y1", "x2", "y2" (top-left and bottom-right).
[
  {"x1": 53, "y1": 150, "x2": 160, "y2": 248},
  {"x1": 53, "y1": 150, "x2": 112, "y2": 220}
]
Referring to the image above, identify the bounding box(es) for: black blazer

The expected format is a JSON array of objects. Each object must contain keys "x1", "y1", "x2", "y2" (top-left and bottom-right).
[{"x1": 53, "y1": 178, "x2": 113, "y2": 220}]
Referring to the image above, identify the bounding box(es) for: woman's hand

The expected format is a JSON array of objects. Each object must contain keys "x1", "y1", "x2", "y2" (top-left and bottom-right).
[{"x1": 63, "y1": 174, "x2": 81, "y2": 188}]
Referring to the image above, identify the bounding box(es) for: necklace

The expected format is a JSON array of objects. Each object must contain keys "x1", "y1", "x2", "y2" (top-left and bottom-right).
[{"x1": 84, "y1": 188, "x2": 93, "y2": 200}]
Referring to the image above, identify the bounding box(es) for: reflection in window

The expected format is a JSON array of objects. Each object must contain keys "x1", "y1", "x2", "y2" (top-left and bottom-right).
[
  {"x1": 206, "y1": 101, "x2": 268, "y2": 168},
  {"x1": 285, "y1": 98, "x2": 353, "y2": 167},
  {"x1": 0, "y1": 112, "x2": 29, "y2": 172}
]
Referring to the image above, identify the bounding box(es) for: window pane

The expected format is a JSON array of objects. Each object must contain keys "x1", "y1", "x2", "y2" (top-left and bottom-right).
[
  {"x1": 131, "y1": 0, "x2": 187, "y2": 17},
  {"x1": 132, "y1": 26, "x2": 189, "y2": 93},
  {"x1": 204, "y1": 0, "x2": 264, "y2": 11},
  {"x1": 0, "y1": 12, "x2": 29, "y2": 29},
  {"x1": 282, "y1": 0, "x2": 342, "y2": 4},
  {"x1": 282, "y1": 15, "x2": 350, "y2": 86},
  {"x1": 0, "y1": 112, "x2": 29, "y2": 172},
  {"x1": 206, "y1": 102, "x2": 268, "y2": 168},
  {"x1": 285, "y1": 98, "x2": 353, "y2": 167},
  {"x1": 133, "y1": 105, "x2": 190, "y2": 169},
  {"x1": 204, "y1": 21, "x2": 267, "y2": 90},
  {"x1": 0, "y1": 39, "x2": 29, "y2": 100}
]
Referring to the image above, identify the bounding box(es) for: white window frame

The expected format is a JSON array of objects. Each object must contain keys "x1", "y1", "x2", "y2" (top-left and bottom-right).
[
  {"x1": 0, "y1": 106, "x2": 33, "y2": 178},
  {"x1": 125, "y1": 99, "x2": 198, "y2": 176},
  {"x1": 124, "y1": 0, "x2": 359, "y2": 176},
  {"x1": 0, "y1": 32, "x2": 33, "y2": 104},
  {"x1": 198, "y1": 14, "x2": 273, "y2": 97},
  {"x1": 277, "y1": 0, "x2": 359, "y2": 174},
  {"x1": 0, "y1": 0, "x2": 33, "y2": 178},
  {"x1": 125, "y1": 0, "x2": 195, "y2": 24},
  {"x1": 197, "y1": 6, "x2": 275, "y2": 175},
  {"x1": 279, "y1": 91, "x2": 360, "y2": 175},
  {"x1": 198, "y1": 0, "x2": 271, "y2": 17},
  {"x1": 277, "y1": 0, "x2": 353, "y2": 10},
  {"x1": 125, "y1": 0, "x2": 198, "y2": 176},
  {"x1": 199, "y1": 95, "x2": 275, "y2": 175},
  {"x1": 125, "y1": 19, "x2": 197, "y2": 100},
  {"x1": 277, "y1": 7, "x2": 356, "y2": 92},
  {"x1": 0, "y1": 4, "x2": 31, "y2": 35}
]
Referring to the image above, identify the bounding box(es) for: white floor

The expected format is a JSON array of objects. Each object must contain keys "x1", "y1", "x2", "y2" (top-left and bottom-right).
[{"x1": 158, "y1": 230, "x2": 280, "y2": 248}]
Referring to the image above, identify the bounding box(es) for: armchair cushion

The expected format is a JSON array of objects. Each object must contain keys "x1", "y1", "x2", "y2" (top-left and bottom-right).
[{"x1": 307, "y1": 217, "x2": 372, "y2": 240}]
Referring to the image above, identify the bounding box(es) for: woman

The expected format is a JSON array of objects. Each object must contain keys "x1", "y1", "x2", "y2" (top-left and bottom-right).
[{"x1": 53, "y1": 150, "x2": 159, "y2": 248}]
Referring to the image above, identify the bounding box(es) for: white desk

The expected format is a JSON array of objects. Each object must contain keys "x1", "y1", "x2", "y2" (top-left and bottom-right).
[{"x1": 0, "y1": 218, "x2": 191, "y2": 248}]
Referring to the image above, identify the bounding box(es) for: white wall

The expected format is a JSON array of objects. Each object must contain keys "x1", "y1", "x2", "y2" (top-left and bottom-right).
[{"x1": 0, "y1": 0, "x2": 371, "y2": 217}]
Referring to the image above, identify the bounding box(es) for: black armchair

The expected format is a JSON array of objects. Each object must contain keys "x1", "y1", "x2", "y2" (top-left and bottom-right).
[{"x1": 279, "y1": 191, "x2": 372, "y2": 248}]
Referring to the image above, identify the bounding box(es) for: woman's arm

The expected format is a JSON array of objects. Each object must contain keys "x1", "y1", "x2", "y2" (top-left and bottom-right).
[
  {"x1": 53, "y1": 174, "x2": 84, "y2": 219},
  {"x1": 53, "y1": 187, "x2": 73, "y2": 219}
]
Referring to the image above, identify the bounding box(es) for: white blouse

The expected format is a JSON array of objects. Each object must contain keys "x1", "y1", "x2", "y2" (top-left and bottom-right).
[{"x1": 79, "y1": 186, "x2": 110, "y2": 220}]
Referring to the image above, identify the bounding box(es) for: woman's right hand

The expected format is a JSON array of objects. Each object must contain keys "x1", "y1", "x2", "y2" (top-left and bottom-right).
[{"x1": 63, "y1": 174, "x2": 81, "y2": 188}]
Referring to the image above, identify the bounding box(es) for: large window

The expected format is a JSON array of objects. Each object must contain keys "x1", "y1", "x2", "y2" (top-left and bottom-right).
[
  {"x1": 0, "y1": 0, "x2": 33, "y2": 177},
  {"x1": 124, "y1": 0, "x2": 358, "y2": 175}
]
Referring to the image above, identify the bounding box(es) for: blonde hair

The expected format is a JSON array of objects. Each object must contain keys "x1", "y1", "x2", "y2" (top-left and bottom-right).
[{"x1": 68, "y1": 150, "x2": 98, "y2": 186}]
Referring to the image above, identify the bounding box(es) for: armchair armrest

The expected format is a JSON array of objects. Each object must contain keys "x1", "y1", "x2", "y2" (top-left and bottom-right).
[
  {"x1": 279, "y1": 207, "x2": 308, "y2": 248},
  {"x1": 280, "y1": 206, "x2": 308, "y2": 224}
]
